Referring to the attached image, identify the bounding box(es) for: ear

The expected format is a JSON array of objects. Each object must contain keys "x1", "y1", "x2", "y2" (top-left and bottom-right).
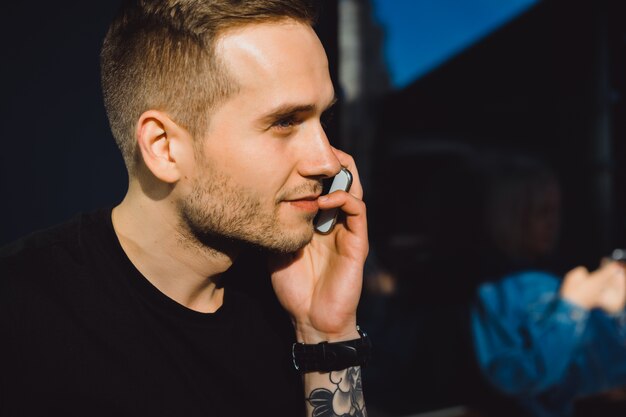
[{"x1": 135, "y1": 110, "x2": 191, "y2": 183}]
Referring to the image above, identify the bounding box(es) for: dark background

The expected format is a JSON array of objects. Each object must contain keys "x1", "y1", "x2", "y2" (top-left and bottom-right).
[
  {"x1": 369, "y1": 0, "x2": 626, "y2": 273},
  {"x1": 1, "y1": 2, "x2": 127, "y2": 243}
]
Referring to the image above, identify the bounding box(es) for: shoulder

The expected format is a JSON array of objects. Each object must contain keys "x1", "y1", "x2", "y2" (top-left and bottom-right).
[
  {"x1": 0, "y1": 209, "x2": 116, "y2": 330},
  {"x1": 0, "y1": 208, "x2": 112, "y2": 285},
  {"x1": 478, "y1": 270, "x2": 560, "y2": 298},
  {"x1": 476, "y1": 270, "x2": 561, "y2": 314},
  {"x1": 2, "y1": 217, "x2": 79, "y2": 259}
]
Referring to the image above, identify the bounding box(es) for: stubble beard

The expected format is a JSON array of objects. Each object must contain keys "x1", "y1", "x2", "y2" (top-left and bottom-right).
[{"x1": 178, "y1": 166, "x2": 316, "y2": 254}]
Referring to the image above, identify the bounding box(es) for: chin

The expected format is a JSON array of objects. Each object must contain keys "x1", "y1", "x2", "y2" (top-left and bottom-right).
[{"x1": 261, "y1": 223, "x2": 315, "y2": 254}]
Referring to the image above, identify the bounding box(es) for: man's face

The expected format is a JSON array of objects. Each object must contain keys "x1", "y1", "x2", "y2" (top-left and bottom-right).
[{"x1": 178, "y1": 20, "x2": 340, "y2": 253}]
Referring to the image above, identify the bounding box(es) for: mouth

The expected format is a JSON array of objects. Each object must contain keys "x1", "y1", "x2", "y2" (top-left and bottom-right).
[
  {"x1": 283, "y1": 192, "x2": 321, "y2": 212},
  {"x1": 279, "y1": 181, "x2": 323, "y2": 213},
  {"x1": 283, "y1": 194, "x2": 321, "y2": 212}
]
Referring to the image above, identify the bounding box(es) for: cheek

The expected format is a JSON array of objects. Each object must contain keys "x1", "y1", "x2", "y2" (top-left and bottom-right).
[{"x1": 202, "y1": 129, "x2": 295, "y2": 199}]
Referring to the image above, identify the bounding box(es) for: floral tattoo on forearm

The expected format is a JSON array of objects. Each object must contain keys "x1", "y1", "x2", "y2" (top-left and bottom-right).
[{"x1": 306, "y1": 367, "x2": 366, "y2": 417}]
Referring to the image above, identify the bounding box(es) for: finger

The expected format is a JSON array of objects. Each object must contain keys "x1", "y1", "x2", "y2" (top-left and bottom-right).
[
  {"x1": 599, "y1": 274, "x2": 626, "y2": 313},
  {"x1": 318, "y1": 190, "x2": 367, "y2": 234},
  {"x1": 331, "y1": 148, "x2": 363, "y2": 200},
  {"x1": 590, "y1": 262, "x2": 624, "y2": 282},
  {"x1": 561, "y1": 266, "x2": 593, "y2": 308},
  {"x1": 318, "y1": 190, "x2": 365, "y2": 215},
  {"x1": 607, "y1": 272, "x2": 626, "y2": 292},
  {"x1": 564, "y1": 266, "x2": 589, "y2": 283}
]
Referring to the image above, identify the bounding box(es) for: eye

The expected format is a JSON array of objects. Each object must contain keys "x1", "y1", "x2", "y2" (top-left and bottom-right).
[{"x1": 271, "y1": 116, "x2": 300, "y2": 132}]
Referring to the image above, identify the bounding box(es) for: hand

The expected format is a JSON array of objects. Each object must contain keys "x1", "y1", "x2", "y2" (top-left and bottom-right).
[
  {"x1": 597, "y1": 263, "x2": 626, "y2": 313},
  {"x1": 560, "y1": 262, "x2": 626, "y2": 313},
  {"x1": 269, "y1": 149, "x2": 368, "y2": 344}
]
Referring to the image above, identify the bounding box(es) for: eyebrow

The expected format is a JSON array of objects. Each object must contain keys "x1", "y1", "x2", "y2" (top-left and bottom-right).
[{"x1": 259, "y1": 96, "x2": 338, "y2": 125}]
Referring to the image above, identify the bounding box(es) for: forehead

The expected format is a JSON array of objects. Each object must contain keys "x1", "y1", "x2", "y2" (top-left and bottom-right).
[{"x1": 215, "y1": 20, "x2": 333, "y2": 107}]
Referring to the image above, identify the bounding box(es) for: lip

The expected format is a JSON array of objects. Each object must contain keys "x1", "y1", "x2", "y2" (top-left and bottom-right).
[{"x1": 284, "y1": 194, "x2": 321, "y2": 212}]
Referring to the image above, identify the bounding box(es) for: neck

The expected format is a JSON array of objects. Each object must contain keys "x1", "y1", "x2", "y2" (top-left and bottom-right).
[{"x1": 112, "y1": 184, "x2": 239, "y2": 313}]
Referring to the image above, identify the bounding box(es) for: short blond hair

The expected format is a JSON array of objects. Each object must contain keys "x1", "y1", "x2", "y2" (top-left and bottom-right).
[{"x1": 100, "y1": 0, "x2": 316, "y2": 170}]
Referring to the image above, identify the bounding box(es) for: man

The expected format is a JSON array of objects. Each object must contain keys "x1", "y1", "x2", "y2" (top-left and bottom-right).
[{"x1": 0, "y1": 1, "x2": 369, "y2": 416}]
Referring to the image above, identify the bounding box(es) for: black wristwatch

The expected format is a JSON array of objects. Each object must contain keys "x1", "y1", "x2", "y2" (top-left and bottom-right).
[{"x1": 292, "y1": 327, "x2": 372, "y2": 373}]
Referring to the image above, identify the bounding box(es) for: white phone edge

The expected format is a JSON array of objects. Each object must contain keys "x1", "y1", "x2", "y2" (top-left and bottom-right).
[{"x1": 314, "y1": 168, "x2": 353, "y2": 234}]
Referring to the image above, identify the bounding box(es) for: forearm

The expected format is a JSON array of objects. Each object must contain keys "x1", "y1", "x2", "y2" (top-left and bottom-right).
[
  {"x1": 293, "y1": 327, "x2": 369, "y2": 417},
  {"x1": 473, "y1": 288, "x2": 590, "y2": 395},
  {"x1": 304, "y1": 367, "x2": 366, "y2": 417},
  {"x1": 483, "y1": 303, "x2": 588, "y2": 395}
]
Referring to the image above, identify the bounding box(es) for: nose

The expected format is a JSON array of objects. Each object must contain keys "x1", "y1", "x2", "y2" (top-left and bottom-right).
[{"x1": 297, "y1": 124, "x2": 342, "y2": 179}]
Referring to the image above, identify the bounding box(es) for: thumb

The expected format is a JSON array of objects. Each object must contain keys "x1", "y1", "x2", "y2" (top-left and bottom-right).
[
  {"x1": 563, "y1": 266, "x2": 589, "y2": 284},
  {"x1": 561, "y1": 266, "x2": 592, "y2": 309}
]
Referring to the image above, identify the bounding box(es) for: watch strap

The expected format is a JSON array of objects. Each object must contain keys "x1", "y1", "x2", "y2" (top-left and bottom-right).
[{"x1": 292, "y1": 327, "x2": 372, "y2": 373}]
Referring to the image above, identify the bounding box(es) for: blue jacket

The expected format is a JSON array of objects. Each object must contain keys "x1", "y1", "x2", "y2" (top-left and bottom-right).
[{"x1": 471, "y1": 271, "x2": 626, "y2": 417}]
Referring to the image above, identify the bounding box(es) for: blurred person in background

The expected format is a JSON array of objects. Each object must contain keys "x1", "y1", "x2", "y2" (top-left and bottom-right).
[{"x1": 472, "y1": 154, "x2": 626, "y2": 417}]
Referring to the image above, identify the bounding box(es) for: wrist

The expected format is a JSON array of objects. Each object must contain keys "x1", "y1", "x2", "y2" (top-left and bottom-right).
[
  {"x1": 294, "y1": 321, "x2": 359, "y2": 344},
  {"x1": 292, "y1": 326, "x2": 371, "y2": 373},
  {"x1": 560, "y1": 290, "x2": 594, "y2": 310},
  {"x1": 560, "y1": 295, "x2": 592, "y2": 310}
]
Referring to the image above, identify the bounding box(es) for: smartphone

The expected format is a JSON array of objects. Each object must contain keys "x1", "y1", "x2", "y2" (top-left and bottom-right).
[{"x1": 314, "y1": 168, "x2": 353, "y2": 234}]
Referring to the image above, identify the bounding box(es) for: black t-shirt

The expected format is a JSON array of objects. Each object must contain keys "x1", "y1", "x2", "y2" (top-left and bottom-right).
[{"x1": 0, "y1": 209, "x2": 304, "y2": 416}]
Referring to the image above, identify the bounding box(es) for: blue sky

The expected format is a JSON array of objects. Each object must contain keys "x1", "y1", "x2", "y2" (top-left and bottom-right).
[{"x1": 370, "y1": 0, "x2": 540, "y2": 88}]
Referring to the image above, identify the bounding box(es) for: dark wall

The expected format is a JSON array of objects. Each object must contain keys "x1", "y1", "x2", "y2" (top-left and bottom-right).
[
  {"x1": 371, "y1": 0, "x2": 624, "y2": 272},
  {"x1": 610, "y1": 0, "x2": 626, "y2": 251},
  {"x1": 1, "y1": 1, "x2": 126, "y2": 244}
]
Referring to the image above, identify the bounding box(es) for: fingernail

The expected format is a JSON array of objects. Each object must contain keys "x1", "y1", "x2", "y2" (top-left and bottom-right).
[{"x1": 319, "y1": 195, "x2": 329, "y2": 202}]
